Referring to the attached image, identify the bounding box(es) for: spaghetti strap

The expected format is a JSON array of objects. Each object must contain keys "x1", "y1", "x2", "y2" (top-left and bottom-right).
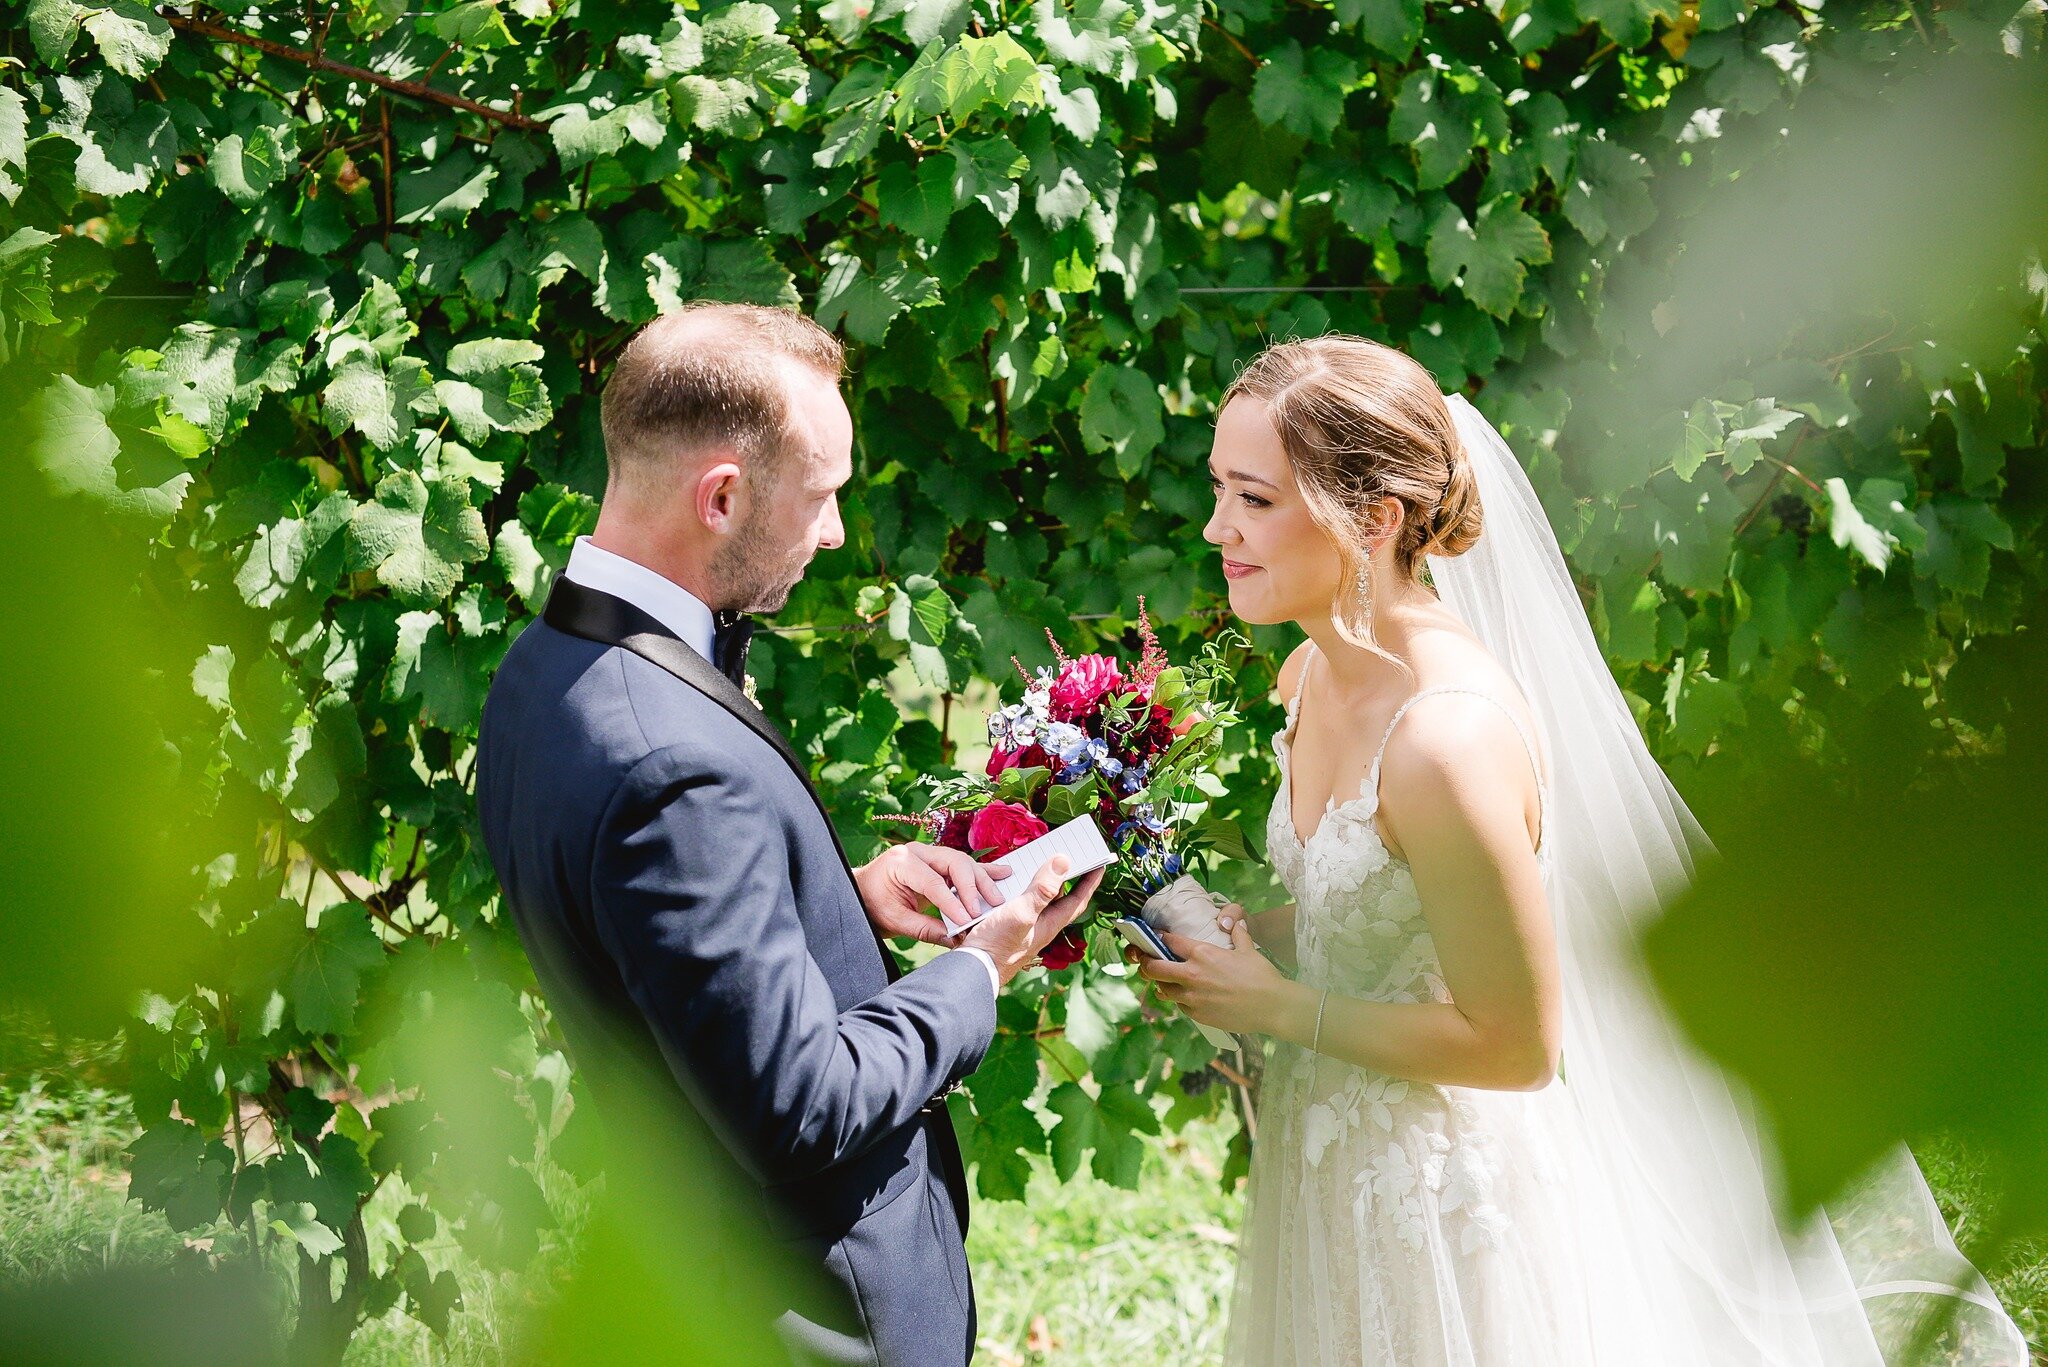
[
  {"x1": 1284, "y1": 640, "x2": 1316, "y2": 721},
  {"x1": 1368, "y1": 687, "x2": 1550, "y2": 857}
]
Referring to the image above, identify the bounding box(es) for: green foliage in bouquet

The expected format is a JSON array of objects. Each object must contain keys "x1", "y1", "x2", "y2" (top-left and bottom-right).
[
  {"x1": 0, "y1": 0, "x2": 2041, "y2": 1356},
  {"x1": 902, "y1": 615, "x2": 1251, "y2": 941}
]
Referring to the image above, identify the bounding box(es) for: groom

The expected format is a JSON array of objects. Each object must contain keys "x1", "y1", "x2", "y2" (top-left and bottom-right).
[{"x1": 476, "y1": 303, "x2": 1101, "y2": 1365}]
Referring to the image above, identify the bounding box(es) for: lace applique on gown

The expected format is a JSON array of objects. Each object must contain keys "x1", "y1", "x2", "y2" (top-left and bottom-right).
[{"x1": 1226, "y1": 645, "x2": 1671, "y2": 1367}]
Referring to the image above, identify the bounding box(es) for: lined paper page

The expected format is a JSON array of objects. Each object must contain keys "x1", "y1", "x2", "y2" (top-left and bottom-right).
[{"x1": 938, "y1": 815, "x2": 1119, "y2": 935}]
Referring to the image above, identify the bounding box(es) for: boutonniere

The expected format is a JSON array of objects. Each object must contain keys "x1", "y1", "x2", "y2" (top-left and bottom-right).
[{"x1": 742, "y1": 674, "x2": 762, "y2": 710}]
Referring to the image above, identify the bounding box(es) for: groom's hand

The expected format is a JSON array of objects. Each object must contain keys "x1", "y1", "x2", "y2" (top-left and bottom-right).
[
  {"x1": 854, "y1": 843, "x2": 1011, "y2": 945},
  {"x1": 961, "y1": 856, "x2": 1105, "y2": 985}
]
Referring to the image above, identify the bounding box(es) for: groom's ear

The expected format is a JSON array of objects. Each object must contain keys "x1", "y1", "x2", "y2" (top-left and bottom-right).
[{"x1": 694, "y1": 458, "x2": 747, "y2": 534}]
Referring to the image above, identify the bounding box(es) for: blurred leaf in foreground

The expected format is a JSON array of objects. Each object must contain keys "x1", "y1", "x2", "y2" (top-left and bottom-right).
[
  {"x1": 0, "y1": 381, "x2": 215, "y2": 1035},
  {"x1": 1644, "y1": 590, "x2": 2048, "y2": 1241}
]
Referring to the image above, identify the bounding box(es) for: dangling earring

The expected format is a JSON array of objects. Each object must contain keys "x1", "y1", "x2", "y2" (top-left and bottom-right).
[{"x1": 1351, "y1": 560, "x2": 1375, "y2": 637}]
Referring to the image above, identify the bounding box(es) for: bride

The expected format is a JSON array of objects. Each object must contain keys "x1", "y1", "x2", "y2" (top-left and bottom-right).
[{"x1": 1135, "y1": 336, "x2": 2028, "y2": 1365}]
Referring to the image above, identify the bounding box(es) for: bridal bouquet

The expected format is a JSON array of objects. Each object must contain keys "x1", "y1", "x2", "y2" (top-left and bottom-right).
[{"x1": 889, "y1": 604, "x2": 1251, "y2": 970}]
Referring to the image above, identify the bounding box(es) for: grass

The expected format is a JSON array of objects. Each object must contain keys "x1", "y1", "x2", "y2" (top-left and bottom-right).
[{"x1": 2, "y1": 1066, "x2": 2041, "y2": 1366}]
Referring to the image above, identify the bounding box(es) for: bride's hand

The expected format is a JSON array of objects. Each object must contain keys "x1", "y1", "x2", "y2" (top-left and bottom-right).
[{"x1": 1137, "y1": 921, "x2": 1302, "y2": 1036}]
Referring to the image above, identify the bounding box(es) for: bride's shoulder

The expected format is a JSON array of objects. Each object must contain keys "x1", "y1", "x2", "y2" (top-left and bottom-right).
[
  {"x1": 1382, "y1": 652, "x2": 1541, "y2": 792},
  {"x1": 1274, "y1": 639, "x2": 1314, "y2": 706}
]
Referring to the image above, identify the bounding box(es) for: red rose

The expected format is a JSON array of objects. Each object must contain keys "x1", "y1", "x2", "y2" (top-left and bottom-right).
[
  {"x1": 936, "y1": 810, "x2": 974, "y2": 852},
  {"x1": 967, "y1": 801, "x2": 1050, "y2": 859},
  {"x1": 1040, "y1": 926, "x2": 1087, "y2": 971},
  {"x1": 1048, "y1": 654, "x2": 1127, "y2": 722}
]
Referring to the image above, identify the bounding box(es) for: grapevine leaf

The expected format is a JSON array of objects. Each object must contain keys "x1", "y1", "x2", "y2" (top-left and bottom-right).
[
  {"x1": 346, "y1": 471, "x2": 491, "y2": 607},
  {"x1": 877, "y1": 156, "x2": 957, "y2": 241},
  {"x1": 1336, "y1": 0, "x2": 1424, "y2": 59},
  {"x1": 1079, "y1": 365, "x2": 1165, "y2": 476},
  {"x1": 1251, "y1": 41, "x2": 1357, "y2": 142},
  {"x1": 1425, "y1": 197, "x2": 1551, "y2": 318},
  {"x1": 289, "y1": 903, "x2": 386, "y2": 1036},
  {"x1": 433, "y1": 338, "x2": 552, "y2": 443},
  {"x1": 1033, "y1": 0, "x2": 1138, "y2": 77},
  {"x1": 1563, "y1": 138, "x2": 1657, "y2": 246}
]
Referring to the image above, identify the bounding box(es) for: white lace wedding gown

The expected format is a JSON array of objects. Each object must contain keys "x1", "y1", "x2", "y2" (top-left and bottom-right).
[
  {"x1": 1224, "y1": 394, "x2": 2029, "y2": 1367},
  {"x1": 1226, "y1": 653, "x2": 1670, "y2": 1365}
]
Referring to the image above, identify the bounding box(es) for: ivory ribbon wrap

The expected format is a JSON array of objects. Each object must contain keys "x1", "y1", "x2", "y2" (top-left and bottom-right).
[
  {"x1": 1139, "y1": 875, "x2": 1236, "y2": 949},
  {"x1": 1138, "y1": 876, "x2": 1240, "y2": 1052}
]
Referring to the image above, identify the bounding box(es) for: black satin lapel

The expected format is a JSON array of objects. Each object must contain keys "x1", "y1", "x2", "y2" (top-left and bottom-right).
[
  {"x1": 544, "y1": 577, "x2": 805, "y2": 773},
  {"x1": 543, "y1": 575, "x2": 903, "y2": 984}
]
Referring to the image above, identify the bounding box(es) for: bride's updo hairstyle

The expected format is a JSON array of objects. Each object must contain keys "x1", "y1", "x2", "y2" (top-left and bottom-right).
[{"x1": 1221, "y1": 336, "x2": 1482, "y2": 651}]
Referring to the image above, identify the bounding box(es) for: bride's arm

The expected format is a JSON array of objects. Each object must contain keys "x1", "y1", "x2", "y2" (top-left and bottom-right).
[{"x1": 1144, "y1": 703, "x2": 1560, "y2": 1092}]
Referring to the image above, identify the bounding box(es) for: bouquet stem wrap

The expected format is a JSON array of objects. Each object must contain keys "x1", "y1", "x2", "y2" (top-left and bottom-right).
[{"x1": 1139, "y1": 876, "x2": 1240, "y2": 1052}]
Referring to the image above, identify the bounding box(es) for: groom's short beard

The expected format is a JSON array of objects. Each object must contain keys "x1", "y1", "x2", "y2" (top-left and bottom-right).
[{"x1": 710, "y1": 471, "x2": 808, "y2": 614}]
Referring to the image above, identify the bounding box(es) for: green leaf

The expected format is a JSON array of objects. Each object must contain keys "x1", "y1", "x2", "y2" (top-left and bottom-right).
[
  {"x1": 1032, "y1": 0, "x2": 1138, "y2": 77},
  {"x1": 431, "y1": 0, "x2": 518, "y2": 48},
  {"x1": 395, "y1": 150, "x2": 498, "y2": 224},
  {"x1": 290, "y1": 903, "x2": 386, "y2": 1036},
  {"x1": 346, "y1": 471, "x2": 490, "y2": 607},
  {"x1": 949, "y1": 134, "x2": 1029, "y2": 222},
  {"x1": 1914, "y1": 498, "x2": 2014, "y2": 596},
  {"x1": 1389, "y1": 65, "x2": 1506, "y2": 190},
  {"x1": 433, "y1": 338, "x2": 552, "y2": 444},
  {"x1": 0, "y1": 227, "x2": 60, "y2": 325},
  {"x1": 815, "y1": 252, "x2": 939, "y2": 345},
  {"x1": 815, "y1": 64, "x2": 897, "y2": 169},
  {"x1": 1079, "y1": 365, "x2": 1165, "y2": 477},
  {"x1": 1825, "y1": 477, "x2": 1900, "y2": 572},
  {"x1": 1575, "y1": 0, "x2": 1678, "y2": 48},
  {"x1": 1251, "y1": 41, "x2": 1357, "y2": 142},
  {"x1": 30, "y1": 0, "x2": 173, "y2": 77},
  {"x1": 877, "y1": 156, "x2": 957, "y2": 242},
  {"x1": 209, "y1": 122, "x2": 294, "y2": 207},
  {"x1": 322, "y1": 357, "x2": 433, "y2": 450},
  {"x1": 885, "y1": 573, "x2": 979, "y2": 689},
  {"x1": 1336, "y1": 0, "x2": 1424, "y2": 59},
  {"x1": 127, "y1": 1122, "x2": 232, "y2": 1231},
  {"x1": 25, "y1": 376, "x2": 192, "y2": 523},
  {"x1": 1563, "y1": 138, "x2": 1656, "y2": 246},
  {"x1": 1425, "y1": 197, "x2": 1551, "y2": 318},
  {"x1": 1062, "y1": 979, "x2": 1118, "y2": 1068}
]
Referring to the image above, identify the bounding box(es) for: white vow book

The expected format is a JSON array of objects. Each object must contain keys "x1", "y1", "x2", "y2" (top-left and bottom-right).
[{"x1": 939, "y1": 815, "x2": 1118, "y2": 936}]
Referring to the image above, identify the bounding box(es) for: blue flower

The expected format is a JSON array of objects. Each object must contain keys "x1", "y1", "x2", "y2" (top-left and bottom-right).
[{"x1": 1164, "y1": 852, "x2": 1183, "y2": 877}]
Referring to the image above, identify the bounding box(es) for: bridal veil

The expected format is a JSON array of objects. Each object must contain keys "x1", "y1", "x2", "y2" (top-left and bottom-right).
[{"x1": 1422, "y1": 394, "x2": 2028, "y2": 1366}]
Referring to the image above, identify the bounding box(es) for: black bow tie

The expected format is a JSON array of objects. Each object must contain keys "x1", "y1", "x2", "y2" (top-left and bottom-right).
[{"x1": 712, "y1": 610, "x2": 755, "y2": 688}]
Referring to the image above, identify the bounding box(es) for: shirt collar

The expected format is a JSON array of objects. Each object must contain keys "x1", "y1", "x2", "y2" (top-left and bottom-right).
[{"x1": 562, "y1": 538, "x2": 717, "y2": 662}]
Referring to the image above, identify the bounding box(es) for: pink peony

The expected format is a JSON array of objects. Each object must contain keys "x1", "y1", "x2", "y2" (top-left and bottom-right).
[
  {"x1": 1048, "y1": 654, "x2": 1127, "y2": 722},
  {"x1": 967, "y1": 801, "x2": 1050, "y2": 859}
]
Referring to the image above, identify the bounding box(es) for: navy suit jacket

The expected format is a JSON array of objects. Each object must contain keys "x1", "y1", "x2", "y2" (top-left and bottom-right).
[{"x1": 476, "y1": 577, "x2": 997, "y2": 1365}]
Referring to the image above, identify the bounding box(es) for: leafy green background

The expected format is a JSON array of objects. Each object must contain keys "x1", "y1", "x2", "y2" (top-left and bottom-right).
[{"x1": 1, "y1": 0, "x2": 2042, "y2": 1357}]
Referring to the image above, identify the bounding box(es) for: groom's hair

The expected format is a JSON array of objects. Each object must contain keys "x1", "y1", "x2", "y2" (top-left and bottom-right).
[{"x1": 600, "y1": 303, "x2": 844, "y2": 501}]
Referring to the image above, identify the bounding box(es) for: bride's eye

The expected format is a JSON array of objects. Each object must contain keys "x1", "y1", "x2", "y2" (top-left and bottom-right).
[{"x1": 1209, "y1": 475, "x2": 1270, "y2": 509}]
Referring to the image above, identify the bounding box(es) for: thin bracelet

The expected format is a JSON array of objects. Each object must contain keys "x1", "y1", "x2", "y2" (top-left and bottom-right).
[{"x1": 1310, "y1": 988, "x2": 1330, "y2": 1056}]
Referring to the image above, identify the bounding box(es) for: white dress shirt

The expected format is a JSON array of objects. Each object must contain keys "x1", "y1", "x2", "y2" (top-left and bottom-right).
[{"x1": 562, "y1": 538, "x2": 1000, "y2": 997}]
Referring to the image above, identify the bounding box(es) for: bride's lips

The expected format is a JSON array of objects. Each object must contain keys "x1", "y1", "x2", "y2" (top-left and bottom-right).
[{"x1": 1221, "y1": 558, "x2": 1262, "y2": 581}]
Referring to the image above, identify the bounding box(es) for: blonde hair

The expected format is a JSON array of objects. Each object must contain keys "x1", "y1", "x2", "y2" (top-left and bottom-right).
[{"x1": 1220, "y1": 336, "x2": 1482, "y2": 651}]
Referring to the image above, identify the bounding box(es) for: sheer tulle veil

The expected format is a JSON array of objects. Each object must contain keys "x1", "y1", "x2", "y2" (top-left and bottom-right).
[{"x1": 1421, "y1": 393, "x2": 2027, "y2": 1365}]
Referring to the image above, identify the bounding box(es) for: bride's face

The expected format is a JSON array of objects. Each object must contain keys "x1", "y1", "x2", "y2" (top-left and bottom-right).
[{"x1": 1203, "y1": 397, "x2": 1343, "y2": 626}]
